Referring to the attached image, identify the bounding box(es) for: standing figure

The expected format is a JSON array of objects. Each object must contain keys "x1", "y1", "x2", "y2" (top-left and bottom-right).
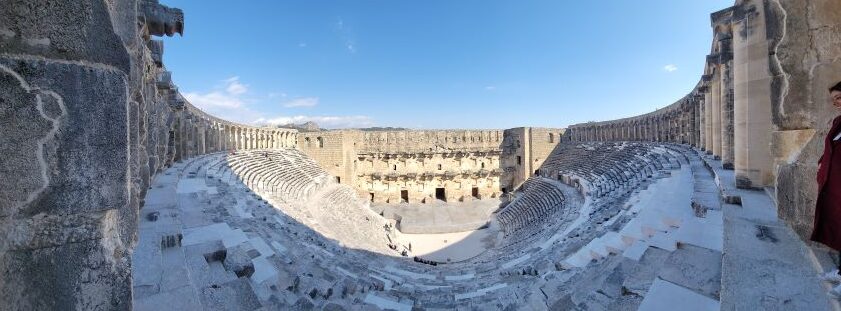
[{"x1": 814, "y1": 81, "x2": 841, "y2": 297}]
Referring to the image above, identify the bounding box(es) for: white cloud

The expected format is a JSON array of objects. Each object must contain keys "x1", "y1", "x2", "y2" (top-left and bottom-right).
[
  {"x1": 663, "y1": 64, "x2": 678, "y2": 72},
  {"x1": 182, "y1": 77, "x2": 362, "y2": 128},
  {"x1": 183, "y1": 91, "x2": 244, "y2": 109},
  {"x1": 183, "y1": 76, "x2": 250, "y2": 109},
  {"x1": 183, "y1": 76, "x2": 262, "y2": 123},
  {"x1": 484, "y1": 86, "x2": 496, "y2": 91},
  {"x1": 223, "y1": 76, "x2": 248, "y2": 95},
  {"x1": 335, "y1": 17, "x2": 356, "y2": 53},
  {"x1": 283, "y1": 97, "x2": 319, "y2": 108},
  {"x1": 298, "y1": 42, "x2": 307, "y2": 48},
  {"x1": 254, "y1": 115, "x2": 374, "y2": 129}
]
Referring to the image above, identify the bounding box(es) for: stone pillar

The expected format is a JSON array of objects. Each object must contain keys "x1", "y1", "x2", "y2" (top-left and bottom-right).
[
  {"x1": 720, "y1": 50, "x2": 735, "y2": 169},
  {"x1": 654, "y1": 119, "x2": 660, "y2": 142},
  {"x1": 183, "y1": 116, "x2": 192, "y2": 159},
  {"x1": 199, "y1": 122, "x2": 206, "y2": 155},
  {"x1": 219, "y1": 125, "x2": 225, "y2": 151},
  {"x1": 250, "y1": 130, "x2": 256, "y2": 149},
  {"x1": 733, "y1": 7, "x2": 774, "y2": 188},
  {"x1": 704, "y1": 84, "x2": 713, "y2": 153},
  {"x1": 236, "y1": 128, "x2": 242, "y2": 150},
  {"x1": 240, "y1": 128, "x2": 246, "y2": 150},
  {"x1": 245, "y1": 129, "x2": 251, "y2": 150},
  {"x1": 243, "y1": 129, "x2": 248, "y2": 150},
  {"x1": 699, "y1": 96, "x2": 706, "y2": 150},
  {"x1": 694, "y1": 98, "x2": 702, "y2": 147},
  {"x1": 220, "y1": 125, "x2": 226, "y2": 151},
  {"x1": 710, "y1": 72, "x2": 722, "y2": 158}
]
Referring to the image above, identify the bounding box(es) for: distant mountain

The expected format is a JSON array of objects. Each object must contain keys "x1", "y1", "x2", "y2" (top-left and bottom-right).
[
  {"x1": 278, "y1": 121, "x2": 321, "y2": 132},
  {"x1": 357, "y1": 127, "x2": 410, "y2": 131},
  {"x1": 274, "y1": 123, "x2": 410, "y2": 132}
]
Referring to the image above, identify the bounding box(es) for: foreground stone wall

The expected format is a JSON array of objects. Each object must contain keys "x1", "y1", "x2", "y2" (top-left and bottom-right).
[
  {"x1": 770, "y1": 0, "x2": 841, "y2": 239},
  {"x1": 0, "y1": 1, "x2": 293, "y2": 309},
  {"x1": 566, "y1": 0, "x2": 841, "y2": 242}
]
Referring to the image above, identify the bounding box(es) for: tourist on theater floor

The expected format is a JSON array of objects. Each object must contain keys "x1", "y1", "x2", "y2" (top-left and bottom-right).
[{"x1": 815, "y1": 81, "x2": 841, "y2": 297}]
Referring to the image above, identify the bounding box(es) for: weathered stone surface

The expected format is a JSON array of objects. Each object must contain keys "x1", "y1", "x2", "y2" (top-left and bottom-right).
[
  {"x1": 0, "y1": 1, "x2": 295, "y2": 309},
  {"x1": 0, "y1": 0, "x2": 131, "y2": 72},
  {"x1": 1, "y1": 0, "x2": 839, "y2": 310},
  {"x1": 564, "y1": 0, "x2": 841, "y2": 244}
]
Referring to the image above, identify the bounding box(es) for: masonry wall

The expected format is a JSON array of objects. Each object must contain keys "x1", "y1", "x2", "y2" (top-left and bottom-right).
[
  {"x1": 300, "y1": 130, "x2": 518, "y2": 204},
  {"x1": 354, "y1": 152, "x2": 502, "y2": 203},
  {"x1": 298, "y1": 131, "x2": 356, "y2": 184},
  {"x1": 1, "y1": 0, "x2": 837, "y2": 308},
  {"x1": 298, "y1": 127, "x2": 568, "y2": 203},
  {"x1": 499, "y1": 127, "x2": 565, "y2": 191},
  {"x1": 770, "y1": 0, "x2": 841, "y2": 239},
  {"x1": 0, "y1": 1, "x2": 294, "y2": 308},
  {"x1": 564, "y1": 0, "x2": 841, "y2": 243}
]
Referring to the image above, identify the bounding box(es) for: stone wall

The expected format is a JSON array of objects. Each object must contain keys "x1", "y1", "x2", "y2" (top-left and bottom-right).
[
  {"x1": 354, "y1": 151, "x2": 502, "y2": 204},
  {"x1": 1, "y1": 0, "x2": 837, "y2": 308},
  {"x1": 299, "y1": 130, "x2": 508, "y2": 204},
  {"x1": 298, "y1": 130, "x2": 355, "y2": 183},
  {"x1": 0, "y1": 1, "x2": 294, "y2": 309},
  {"x1": 298, "y1": 128, "x2": 564, "y2": 204},
  {"x1": 500, "y1": 127, "x2": 566, "y2": 191},
  {"x1": 770, "y1": 0, "x2": 841, "y2": 239},
  {"x1": 565, "y1": 0, "x2": 841, "y2": 242}
]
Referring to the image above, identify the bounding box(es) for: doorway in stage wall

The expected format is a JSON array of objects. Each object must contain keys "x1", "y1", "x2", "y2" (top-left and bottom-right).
[
  {"x1": 401, "y1": 190, "x2": 409, "y2": 203},
  {"x1": 472, "y1": 187, "x2": 479, "y2": 199},
  {"x1": 435, "y1": 188, "x2": 446, "y2": 202}
]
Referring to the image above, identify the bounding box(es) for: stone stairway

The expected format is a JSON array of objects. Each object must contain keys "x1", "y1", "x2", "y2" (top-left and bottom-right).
[{"x1": 697, "y1": 152, "x2": 839, "y2": 311}]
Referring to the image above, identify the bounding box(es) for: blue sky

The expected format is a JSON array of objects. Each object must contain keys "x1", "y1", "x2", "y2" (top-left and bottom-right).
[{"x1": 161, "y1": 0, "x2": 733, "y2": 129}]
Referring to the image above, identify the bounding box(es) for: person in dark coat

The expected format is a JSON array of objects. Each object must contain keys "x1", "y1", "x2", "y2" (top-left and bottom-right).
[{"x1": 814, "y1": 81, "x2": 841, "y2": 295}]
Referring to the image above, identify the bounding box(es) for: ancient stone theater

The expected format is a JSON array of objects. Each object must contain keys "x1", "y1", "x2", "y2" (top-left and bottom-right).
[{"x1": 1, "y1": 0, "x2": 841, "y2": 310}]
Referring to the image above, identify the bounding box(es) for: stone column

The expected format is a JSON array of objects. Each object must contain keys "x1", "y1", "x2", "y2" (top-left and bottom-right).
[
  {"x1": 177, "y1": 114, "x2": 186, "y2": 160},
  {"x1": 710, "y1": 71, "x2": 722, "y2": 158},
  {"x1": 236, "y1": 128, "x2": 242, "y2": 150},
  {"x1": 703, "y1": 83, "x2": 713, "y2": 153},
  {"x1": 694, "y1": 97, "x2": 702, "y2": 148},
  {"x1": 654, "y1": 119, "x2": 660, "y2": 142},
  {"x1": 698, "y1": 97, "x2": 709, "y2": 151},
  {"x1": 245, "y1": 129, "x2": 252, "y2": 150},
  {"x1": 733, "y1": 8, "x2": 774, "y2": 188},
  {"x1": 183, "y1": 116, "x2": 192, "y2": 158},
  {"x1": 199, "y1": 122, "x2": 206, "y2": 155},
  {"x1": 650, "y1": 120, "x2": 656, "y2": 141},
  {"x1": 243, "y1": 129, "x2": 249, "y2": 150},
  {"x1": 250, "y1": 129, "x2": 256, "y2": 149},
  {"x1": 720, "y1": 49, "x2": 735, "y2": 169}
]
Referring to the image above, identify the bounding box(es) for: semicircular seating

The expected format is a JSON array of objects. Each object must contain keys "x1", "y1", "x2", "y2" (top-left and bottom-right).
[{"x1": 136, "y1": 141, "x2": 724, "y2": 310}]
